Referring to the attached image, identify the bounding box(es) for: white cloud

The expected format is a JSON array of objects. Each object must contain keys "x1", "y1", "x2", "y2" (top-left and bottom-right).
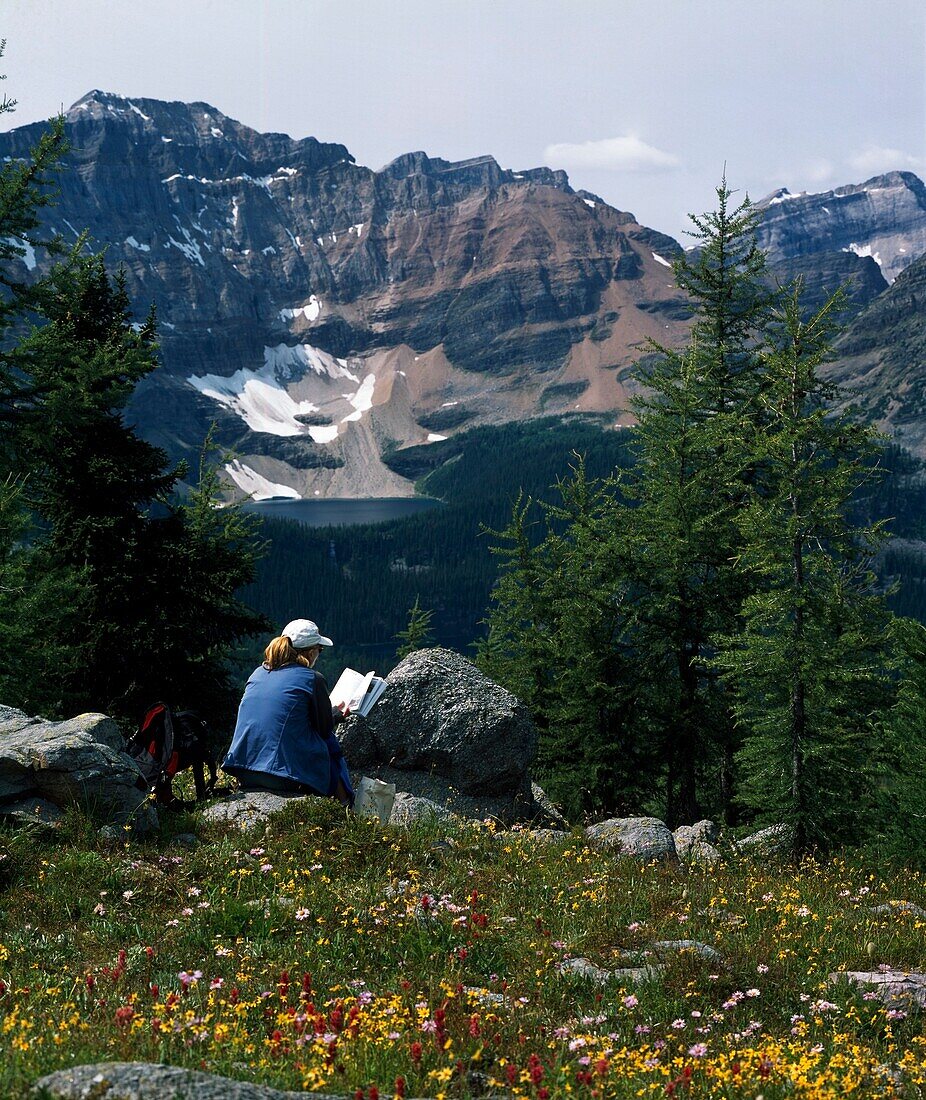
[
  {"x1": 543, "y1": 133, "x2": 681, "y2": 173},
  {"x1": 847, "y1": 144, "x2": 925, "y2": 177},
  {"x1": 803, "y1": 157, "x2": 836, "y2": 184}
]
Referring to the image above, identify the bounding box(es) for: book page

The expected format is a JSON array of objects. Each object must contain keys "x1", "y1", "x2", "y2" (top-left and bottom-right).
[{"x1": 330, "y1": 668, "x2": 371, "y2": 711}]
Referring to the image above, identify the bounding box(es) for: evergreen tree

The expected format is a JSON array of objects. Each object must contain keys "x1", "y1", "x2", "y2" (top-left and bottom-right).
[
  {"x1": 877, "y1": 616, "x2": 926, "y2": 862},
  {"x1": 710, "y1": 287, "x2": 893, "y2": 851},
  {"x1": 479, "y1": 462, "x2": 658, "y2": 818},
  {"x1": 7, "y1": 256, "x2": 264, "y2": 722},
  {"x1": 621, "y1": 180, "x2": 777, "y2": 824},
  {"x1": 395, "y1": 595, "x2": 434, "y2": 660},
  {"x1": 0, "y1": 47, "x2": 69, "y2": 448}
]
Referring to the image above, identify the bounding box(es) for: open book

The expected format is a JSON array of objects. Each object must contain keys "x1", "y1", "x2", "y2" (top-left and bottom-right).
[{"x1": 329, "y1": 667, "x2": 387, "y2": 718}]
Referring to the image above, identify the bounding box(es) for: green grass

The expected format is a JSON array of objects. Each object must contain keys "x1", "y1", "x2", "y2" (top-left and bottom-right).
[{"x1": 1, "y1": 793, "x2": 925, "y2": 1098}]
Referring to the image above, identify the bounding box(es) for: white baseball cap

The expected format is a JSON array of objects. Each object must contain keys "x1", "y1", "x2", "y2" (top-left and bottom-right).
[{"x1": 282, "y1": 619, "x2": 333, "y2": 648}]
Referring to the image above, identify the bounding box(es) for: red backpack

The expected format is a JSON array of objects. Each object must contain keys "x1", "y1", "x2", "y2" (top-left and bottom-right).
[{"x1": 125, "y1": 703, "x2": 218, "y2": 805}]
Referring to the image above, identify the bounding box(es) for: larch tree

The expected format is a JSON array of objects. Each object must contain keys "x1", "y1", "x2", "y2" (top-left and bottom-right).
[{"x1": 710, "y1": 287, "x2": 894, "y2": 851}]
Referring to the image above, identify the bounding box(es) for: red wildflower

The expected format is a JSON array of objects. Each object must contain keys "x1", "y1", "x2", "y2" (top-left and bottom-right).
[
  {"x1": 410, "y1": 1041, "x2": 422, "y2": 1065},
  {"x1": 394, "y1": 1076, "x2": 406, "y2": 1099}
]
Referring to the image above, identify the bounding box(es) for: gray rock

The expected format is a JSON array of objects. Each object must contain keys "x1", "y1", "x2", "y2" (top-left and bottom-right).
[
  {"x1": 688, "y1": 841, "x2": 721, "y2": 864},
  {"x1": 32, "y1": 1061, "x2": 352, "y2": 1098},
  {"x1": 737, "y1": 823, "x2": 792, "y2": 855},
  {"x1": 830, "y1": 969, "x2": 926, "y2": 1009},
  {"x1": 869, "y1": 901, "x2": 926, "y2": 920},
  {"x1": 0, "y1": 796, "x2": 65, "y2": 830},
  {"x1": 350, "y1": 764, "x2": 533, "y2": 825},
  {"x1": 388, "y1": 792, "x2": 457, "y2": 827},
  {"x1": 171, "y1": 832, "x2": 199, "y2": 849},
  {"x1": 0, "y1": 707, "x2": 156, "y2": 832},
  {"x1": 200, "y1": 790, "x2": 314, "y2": 830},
  {"x1": 673, "y1": 819, "x2": 719, "y2": 857},
  {"x1": 340, "y1": 648, "x2": 537, "y2": 796},
  {"x1": 651, "y1": 939, "x2": 724, "y2": 964},
  {"x1": 557, "y1": 957, "x2": 664, "y2": 984},
  {"x1": 585, "y1": 817, "x2": 677, "y2": 861},
  {"x1": 530, "y1": 781, "x2": 569, "y2": 829}
]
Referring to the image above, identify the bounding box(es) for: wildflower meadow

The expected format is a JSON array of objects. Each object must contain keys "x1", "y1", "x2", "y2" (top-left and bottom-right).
[{"x1": 0, "y1": 798, "x2": 923, "y2": 1098}]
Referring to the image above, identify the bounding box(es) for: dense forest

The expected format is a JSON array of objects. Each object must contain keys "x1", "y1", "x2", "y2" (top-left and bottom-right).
[
  {"x1": 242, "y1": 424, "x2": 926, "y2": 681},
  {"x1": 240, "y1": 417, "x2": 637, "y2": 679}
]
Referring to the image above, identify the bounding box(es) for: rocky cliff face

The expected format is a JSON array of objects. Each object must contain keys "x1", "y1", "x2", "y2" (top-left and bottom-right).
[
  {"x1": 0, "y1": 91, "x2": 690, "y2": 498},
  {"x1": 827, "y1": 251, "x2": 926, "y2": 456},
  {"x1": 756, "y1": 172, "x2": 926, "y2": 313},
  {"x1": 3, "y1": 93, "x2": 925, "y2": 496}
]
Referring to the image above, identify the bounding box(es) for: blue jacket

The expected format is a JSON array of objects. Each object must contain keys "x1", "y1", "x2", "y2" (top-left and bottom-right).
[{"x1": 223, "y1": 663, "x2": 353, "y2": 801}]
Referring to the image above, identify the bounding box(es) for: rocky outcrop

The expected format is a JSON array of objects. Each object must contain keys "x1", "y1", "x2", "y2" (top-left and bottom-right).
[
  {"x1": 341, "y1": 648, "x2": 543, "y2": 824},
  {"x1": 33, "y1": 1062, "x2": 351, "y2": 1099},
  {"x1": 584, "y1": 817, "x2": 677, "y2": 860},
  {"x1": 757, "y1": 172, "x2": 926, "y2": 286},
  {"x1": 0, "y1": 706, "x2": 156, "y2": 832}
]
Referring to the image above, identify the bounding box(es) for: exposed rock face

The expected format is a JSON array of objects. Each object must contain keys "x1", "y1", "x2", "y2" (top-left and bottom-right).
[
  {"x1": 0, "y1": 92, "x2": 694, "y2": 498},
  {"x1": 0, "y1": 706, "x2": 156, "y2": 831},
  {"x1": 584, "y1": 817, "x2": 677, "y2": 860},
  {"x1": 757, "y1": 172, "x2": 926, "y2": 286},
  {"x1": 340, "y1": 648, "x2": 538, "y2": 817},
  {"x1": 827, "y1": 252, "x2": 926, "y2": 458},
  {"x1": 33, "y1": 1061, "x2": 350, "y2": 1099}
]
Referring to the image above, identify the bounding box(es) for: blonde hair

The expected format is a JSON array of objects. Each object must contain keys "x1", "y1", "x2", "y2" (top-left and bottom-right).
[{"x1": 263, "y1": 635, "x2": 317, "y2": 671}]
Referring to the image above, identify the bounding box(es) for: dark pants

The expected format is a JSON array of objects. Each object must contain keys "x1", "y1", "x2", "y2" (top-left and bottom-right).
[{"x1": 233, "y1": 768, "x2": 324, "y2": 797}]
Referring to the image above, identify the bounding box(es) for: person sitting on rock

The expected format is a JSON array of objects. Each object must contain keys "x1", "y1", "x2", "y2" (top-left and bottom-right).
[{"x1": 222, "y1": 619, "x2": 354, "y2": 806}]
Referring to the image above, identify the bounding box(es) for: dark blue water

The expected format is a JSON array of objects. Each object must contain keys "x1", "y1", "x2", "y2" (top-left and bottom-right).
[{"x1": 243, "y1": 496, "x2": 442, "y2": 528}]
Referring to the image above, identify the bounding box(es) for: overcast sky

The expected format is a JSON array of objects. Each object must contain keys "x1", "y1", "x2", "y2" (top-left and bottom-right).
[{"x1": 2, "y1": 0, "x2": 924, "y2": 240}]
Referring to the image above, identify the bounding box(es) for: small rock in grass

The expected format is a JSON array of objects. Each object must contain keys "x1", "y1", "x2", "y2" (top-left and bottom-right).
[
  {"x1": 172, "y1": 832, "x2": 199, "y2": 849},
  {"x1": 829, "y1": 969, "x2": 926, "y2": 1009},
  {"x1": 737, "y1": 823, "x2": 792, "y2": 855},
  {"x1": 585, "y1": 817, "x2": 676, "y2": 861},
  {"x1": 869, "y1": 901, "x2": 926, "y2": 920},
  {"x1": 32, "y1": 1060, "x2": 350, "y2": 1098},
  {"x1": 201, "y1": 790, "x2": 313, "y2": 830},
  {"x1": 557, "y1": 957, "x2": 665, "y2": 984},
  {"x1": 673, "y1": 819, "x2": 718, "y2": 854},
  {"x1": 389, "y1": 792, "x2": 456, "y2": 827},
  {"x1": 651, "y1": 939, "x2": 724, "y2": 964}
]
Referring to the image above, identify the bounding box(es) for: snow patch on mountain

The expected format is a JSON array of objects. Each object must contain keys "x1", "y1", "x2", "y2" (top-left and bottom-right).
[
  {"x1": 262, "y1": 342, "x2": 358, "y2": 384},
  {"x1": 189, "y1": 343, "x2": 361, "y2": 439},
  {"x1": 223, "y1": 460, "x2": 301, "y2": 500},
  {"x1": 189, "y1": 364, "x2": 322, "y2": 437},
  {"x1": 125, "y1": 236, "x2": 150, "y2": 252},
  {"x1": 279, "y1": 295, "x2": 322, "y2": 323},
  {"x1": 8, "y1": 237, "x2": 36, "y2": 269},
  {"x1": 340, "y1": 373, "x2": 376, "y2": 423},
  {"x1": 844, "y1": 241, "x2": 884, "y2": 267}
]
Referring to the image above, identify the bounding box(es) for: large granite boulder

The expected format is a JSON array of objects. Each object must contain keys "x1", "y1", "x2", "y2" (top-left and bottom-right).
[
  {"x1": 585, "y1": 817, "x2": 677, "y2": 861},
  {"x1": 340, "y1": 648, "x2": 543, "y2": 824},
  {"x1": 0, "y1": 705, "x2": 156, "y2": 832}
]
